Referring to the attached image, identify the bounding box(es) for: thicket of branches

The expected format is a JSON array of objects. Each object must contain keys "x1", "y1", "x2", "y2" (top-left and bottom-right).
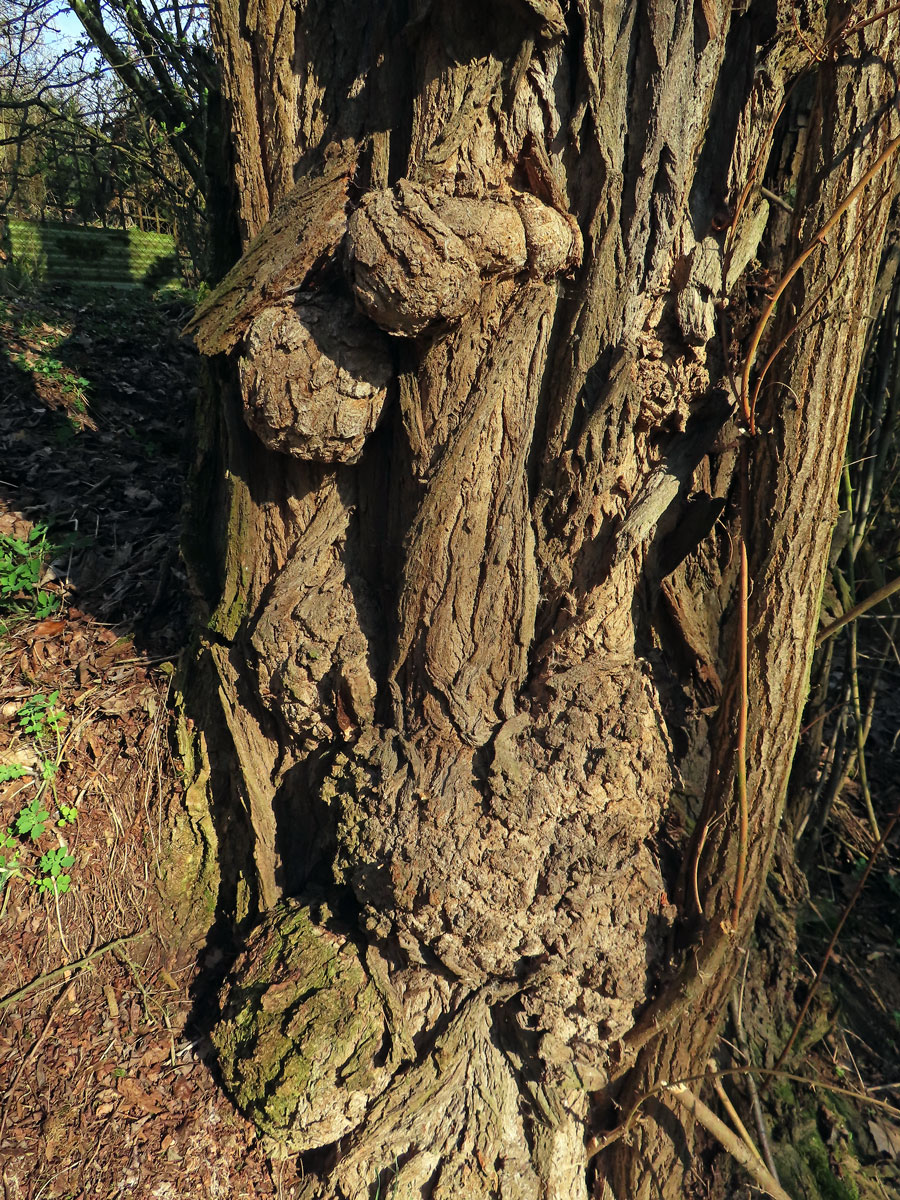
[
  {"x1": 792, "y1": 237, "x2": 900, "y2": 861},
  {"x1": 0, "y1": 0, "x2": 220, "y2": 275}
]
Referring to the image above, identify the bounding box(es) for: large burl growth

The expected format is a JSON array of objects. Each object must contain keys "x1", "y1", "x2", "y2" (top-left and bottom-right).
[{"x1": 181, "y1": 2, "x2": 900, "y2": 1196}]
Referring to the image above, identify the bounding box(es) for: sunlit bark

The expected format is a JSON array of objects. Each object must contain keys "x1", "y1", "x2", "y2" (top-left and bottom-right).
[{"x1": 178, "y1": 3, "x2": 900, "y2": 1195}]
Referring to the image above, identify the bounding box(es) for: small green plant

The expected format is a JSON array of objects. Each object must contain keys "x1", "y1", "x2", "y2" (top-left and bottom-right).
[
  {"x1": 0, "y1": 652, "x2": 77, "y2": 911},
  {"x1": 0, "y1": 523, "x2": 64, "y2": 629},
  {"x1": 0, "y1": 794, "x2": 78, "y2": 908},
  {"x1": 14, "y1": 796, "x2": 50, "y2": 840},
  {"x1": 34, "y1": 845, "x2": 74, "y2": 895},
  {"x1": 15, "y1": 351, "x2": 62, "y2": 378},
  {"x1": 62, "y1": 373, "x2": 91, "y2": 414},
  {"x1": 17, "y1": 691, "x2": 64, "y2": 741},
  {"x1": 11, "y1": 349, "x2": 91, "y2": 418}
]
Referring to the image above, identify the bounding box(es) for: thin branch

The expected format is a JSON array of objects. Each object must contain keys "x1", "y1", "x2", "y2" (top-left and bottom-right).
[
  {"x1": 0, "y1": 931, "x2": 143, "y2": 1012},
  {"x1": 708, "y1": 1061, "x2": 765, "y2": 1165},
  {"x1": 815, "y1": 573, "x2": 900, "y2": 646},
  {"x1": 664, "y1": 1084, "x2": 793, "y2": 1200}
]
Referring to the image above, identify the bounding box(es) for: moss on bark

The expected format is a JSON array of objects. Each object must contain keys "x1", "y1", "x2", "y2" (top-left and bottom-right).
[{"x1": 211, "y1": 895, "x2": 400, "y2": 1153}]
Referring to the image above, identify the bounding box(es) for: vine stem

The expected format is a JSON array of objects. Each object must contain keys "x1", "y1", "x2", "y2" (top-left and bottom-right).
[
  {"x1": 732, "y1": 459, "x2": 750, "y2": 931},
  {"x1": 730, "y1": 129, "x2": 900, "y2": 929}
]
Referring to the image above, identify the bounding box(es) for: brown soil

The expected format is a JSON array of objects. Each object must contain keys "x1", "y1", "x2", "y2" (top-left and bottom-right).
[{"x1": 0, "y1": 287, "x2": 285, "y2": 1200}]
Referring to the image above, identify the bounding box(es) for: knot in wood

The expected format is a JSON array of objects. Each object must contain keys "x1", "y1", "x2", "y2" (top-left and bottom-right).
[
  {"x1": 512, "y1": 191, "x2": 582, "y2": 277},
  {"x1": 346, "y1": 181, "x2": 482, "y2": 336},
  {"x1": 212, "y1": 899, "x2": 397, "y2": 1152},
  {"x1": 239, "y1": 295, "x2": 392, "y2": 463},
  {"x1": 346, "y1": 180, "x2": 580, "y2": 337}
]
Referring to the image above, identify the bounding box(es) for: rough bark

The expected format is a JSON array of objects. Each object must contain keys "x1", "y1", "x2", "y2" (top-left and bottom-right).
[{"x1": 175, "y1": 2, "x2": 900, "y2": 1196}]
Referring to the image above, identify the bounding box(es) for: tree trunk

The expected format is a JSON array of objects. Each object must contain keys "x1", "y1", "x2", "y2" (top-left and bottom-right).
[{"x1": 177, "y1": 2, "x2": 900, "y2": 1196}]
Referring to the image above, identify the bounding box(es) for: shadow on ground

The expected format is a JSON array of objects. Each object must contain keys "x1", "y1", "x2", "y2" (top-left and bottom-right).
[{"x1": 0, "y1": 285, "x2": 196, "y2": 653}]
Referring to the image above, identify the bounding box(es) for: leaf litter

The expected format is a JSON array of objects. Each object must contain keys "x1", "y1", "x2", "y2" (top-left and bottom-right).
[{"x1": 0, "y1": 288, "x2": 286, "y2": 1199}]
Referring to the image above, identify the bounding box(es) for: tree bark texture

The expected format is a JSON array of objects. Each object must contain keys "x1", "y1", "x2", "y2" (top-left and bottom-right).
[{"x1": 178, "y1": 2, "x2": 900, "y2": 1196}]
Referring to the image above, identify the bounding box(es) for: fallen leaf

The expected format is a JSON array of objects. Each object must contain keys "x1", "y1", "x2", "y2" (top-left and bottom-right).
[
  {"x1": 141, "y1": 1043, "x2": 171, "y2": 1067},
  {"x1": 869, "y1": 1117, "x2": 900, "y2": 1159},
  {"x1": 0, "y1": 746, "x2": 39, "y2": 771},
  {"x1": 117, "y1": 1076, "x2": 166, "y2": 1114},
  {"x1": 32, "y1": 619, "x2": 66, "y2": 637}
]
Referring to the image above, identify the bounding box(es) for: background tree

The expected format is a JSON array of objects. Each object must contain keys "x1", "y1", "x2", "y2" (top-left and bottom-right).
[
  {"x1": 174, "y1": 2, "x2": 900, "y2": 1197},
  {"x1": 63, "y1": 0, "x2": 237, "y2": 271},
  {"x1": 0, "y1": 0, "x2": 234, "y2": 275}
]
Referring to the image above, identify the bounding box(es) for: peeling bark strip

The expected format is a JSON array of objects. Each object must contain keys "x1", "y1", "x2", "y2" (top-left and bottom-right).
[
  {"x1": 183, "y1": 148, "x2": 357, "y2": 355},
  {"x1": 183, "y1": 0, "x2": 900, "y2": 1196}
]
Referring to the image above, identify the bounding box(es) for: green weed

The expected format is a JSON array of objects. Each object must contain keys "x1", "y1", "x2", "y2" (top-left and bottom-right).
[
  {"x1": 34, "y1": 845, "x2": 75, "y2": 895},
  {"x1": 14, "y1": 796, "x2": 50, "y2": 840},
  {"x1": 0, "y1": 691, "x2": 77, "y2": 912},
  {"x1": 17, "y1": 691, "x2": 64, "y2": 741},
  {"x1": 57, "y1": 803, "x2": 77, "y2": 828},
  {"x1": 0, "y1": 523, "x2": 64, "y2": 630},
  {"x1": 11, "y1": 350, "x2": 92, "y2": 417}
]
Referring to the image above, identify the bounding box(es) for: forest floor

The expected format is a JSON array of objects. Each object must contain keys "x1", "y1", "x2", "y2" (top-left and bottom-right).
[
  {"x1": 0, "y1": 285, "x2": 899, "y2": 1200},
  {"x1": 0, "y1": 286, "x2": 284, "y2": 1199}
]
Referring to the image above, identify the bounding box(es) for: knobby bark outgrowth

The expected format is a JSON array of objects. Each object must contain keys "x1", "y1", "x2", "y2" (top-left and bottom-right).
[{"x1": 173, "y1": 2, "x2": 900, "y2": 1196}]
